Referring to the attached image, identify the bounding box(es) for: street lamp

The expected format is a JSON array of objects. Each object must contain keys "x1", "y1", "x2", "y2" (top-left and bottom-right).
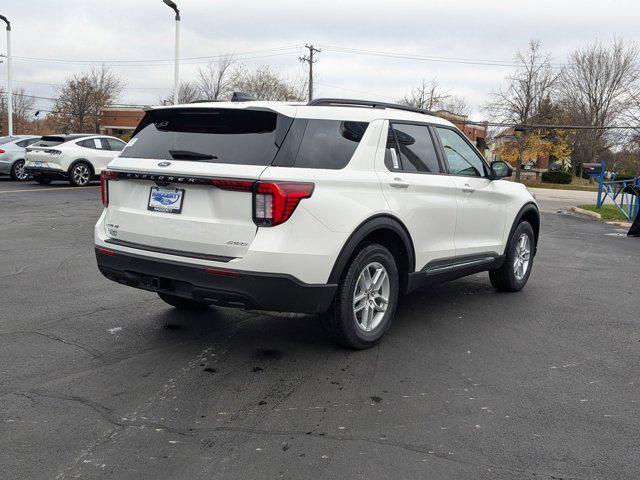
[
  {"x1": 162, "y1": 0, "x2": 180, "y2": 106},
  {"x1": 0, "y1": 14, "x2": 12, "y2": 136}
]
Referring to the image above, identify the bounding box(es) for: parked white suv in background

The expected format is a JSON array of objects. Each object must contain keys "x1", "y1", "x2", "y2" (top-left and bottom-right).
[
  {"x1": 0, "y1": 135, "x2": 41, "y2": 180},
  {"x1": 25, "y1": 134, "x2": 126, "y2": 186},
  {"x1": 95, "y1": 98, "x2": 539, "y2": 349}
]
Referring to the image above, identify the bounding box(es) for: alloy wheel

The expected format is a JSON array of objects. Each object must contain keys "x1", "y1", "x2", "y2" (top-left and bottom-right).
[
  {"x1": 14, "y1": 161, "x2": 28, "y2": 180},
  {"x1": 73, "y1": 164, "x2": 91, "y2": 186},
  {"x1": 513, "y1": 233, "x2": 531, "y2": 281},
  {"x1": 352, "y1": 261, "x2": 390, "y2": 332}
]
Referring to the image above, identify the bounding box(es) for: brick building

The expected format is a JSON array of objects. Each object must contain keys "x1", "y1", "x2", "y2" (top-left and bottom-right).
[
  {"x1": 99, "y1": 106, "x2": 146, "y2": 139},
  {"x1": 434, "y1": 110, "x2": 489, "y2": 155}
]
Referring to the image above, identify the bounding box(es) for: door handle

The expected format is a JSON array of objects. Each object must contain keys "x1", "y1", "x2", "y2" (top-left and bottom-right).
[
  {"x1": 390, "y1": 177, "x2": 410, "y2": 189},
  {"x1": 462, "y1": 183, "x2": 475, "y2": 194}
]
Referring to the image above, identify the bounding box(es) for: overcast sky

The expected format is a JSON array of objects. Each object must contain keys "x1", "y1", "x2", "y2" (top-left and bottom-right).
[{"x1": 2, "y1": 0, "x2": 638, "y2": 118}]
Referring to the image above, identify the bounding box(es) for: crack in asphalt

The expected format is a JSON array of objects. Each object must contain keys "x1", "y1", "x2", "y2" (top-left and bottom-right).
[
  {"x1": 197, "y1": 426, "x2": 574, "y2": 479},
  {"x1": 0, "y1": 330, "x2": 101, "y2": 358},
  {"x1": 22, "y1": 390, "x2": 193, "y2": 437}
]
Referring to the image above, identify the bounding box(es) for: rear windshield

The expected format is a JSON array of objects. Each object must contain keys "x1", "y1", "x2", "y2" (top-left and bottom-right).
[
  {"x1": 31, "y1": 136, "x2": 67, "y2": 147},
  {"x1": 122, "y1": 108, "x2": 292, "y2": 165}
]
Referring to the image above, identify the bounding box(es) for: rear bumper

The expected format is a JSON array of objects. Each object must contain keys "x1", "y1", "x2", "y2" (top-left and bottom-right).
[
  {"x1": 95, "y1": 247, "x2": 337, "y2": 314},
  {"x1": 25, "y1": 166, "x2": 69, "y2": 180}
]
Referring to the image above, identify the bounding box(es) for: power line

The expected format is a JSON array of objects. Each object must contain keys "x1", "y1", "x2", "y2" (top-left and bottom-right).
[
  {"x1": 319, "y1": 44, "x2": 570, "y2": 69},
  {"x1": 461, "y1": 121, "x2": 640, "y2": 130},
  {"x1": 11, "y1": 45, "x2": 302, "y2": 67}
]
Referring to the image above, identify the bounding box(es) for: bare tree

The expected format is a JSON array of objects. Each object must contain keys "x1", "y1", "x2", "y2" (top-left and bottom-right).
[
  {"x1": 399, "y1": 79, "x2": 450, "y2": 110},
  {"x1": 486, "y1": 40, "x2": 559, "y2": 180},
  {"x1": 441, "y1": 95, "x2": 470, "y2": 116},
  {"x1": 231, "y1": 66, "x2": 306, "y2": 101},
  {"x1": 560, "y1": 39, "x2": 639, "y2": 165},
  {"x1": 161, "y1": 81, "x2": 201, "y2": 105},
  {"x1": 0, "y1": 87, "x2": 36, "y2": 135},
  {"x1": 195, "y1": 55, "x2": 235, "y2": 101},
  {"x1": 52, "y1": 65, "x2": 125, "y2": 133}
]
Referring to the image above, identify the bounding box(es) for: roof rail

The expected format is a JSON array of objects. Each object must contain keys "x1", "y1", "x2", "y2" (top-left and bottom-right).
[{"x1": 308, "y1": 98, "x2": 435, "y2": 116}]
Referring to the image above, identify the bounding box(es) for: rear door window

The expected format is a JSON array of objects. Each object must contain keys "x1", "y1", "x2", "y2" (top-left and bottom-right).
[
  {"x1": 386, "y1": 123, "x2": 441, "y2": 173},
  {"x1": 291, "y1": 120, "x2": 368, "y2": 169},
  {"x1": 122, "y1": 108, "x2": 291, "y2": 165},
  {"x1": 80, "y1": 138, "x2": 109, "y2": 150}
]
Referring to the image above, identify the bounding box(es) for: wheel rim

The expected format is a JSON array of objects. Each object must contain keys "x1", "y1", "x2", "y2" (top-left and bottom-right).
[
  {"x1": 14, "y1": 161, "x2": 28, "y2": 180},
  {"x1": 513, "y1": 233, "x2": 531, "y2": 281},
  {"x1": 73, "y1": 165, "x2": 90, "y2": 185},
  {"x1": 353, "y1": 261, "x2": 390, "y2": 332}
]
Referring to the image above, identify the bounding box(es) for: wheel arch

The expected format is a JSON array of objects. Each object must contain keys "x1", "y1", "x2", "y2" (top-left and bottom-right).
[
  {"x1": 68, "y1": 158, "x2": 95, "y2": 176},
  {"x1": 328, "y1": 214, "x2": 416, "y2": 294},
  {"x1": 507, "y1": 202, "x2": 540, "y2": 253}
]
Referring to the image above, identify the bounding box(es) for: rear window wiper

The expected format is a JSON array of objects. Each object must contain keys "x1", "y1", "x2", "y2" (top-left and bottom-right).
[{"x1": 169, "y1": 150, "x2": 218, "y2": 160}]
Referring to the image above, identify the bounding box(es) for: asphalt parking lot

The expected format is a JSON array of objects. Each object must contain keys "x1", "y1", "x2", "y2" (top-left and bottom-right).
[{"x1": 1, "y1": 178, "x2": 639, "y2": 480}]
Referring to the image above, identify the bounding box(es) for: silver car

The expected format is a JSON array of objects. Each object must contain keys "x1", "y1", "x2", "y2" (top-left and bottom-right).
[{"x1": 0, "y1": 135, "x2": 42, "y2": 180}]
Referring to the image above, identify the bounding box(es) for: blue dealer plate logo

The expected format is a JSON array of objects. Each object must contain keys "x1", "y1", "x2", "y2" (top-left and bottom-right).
[{"x1": 152, "y1": 191, "x2": 181, "y2": 206}]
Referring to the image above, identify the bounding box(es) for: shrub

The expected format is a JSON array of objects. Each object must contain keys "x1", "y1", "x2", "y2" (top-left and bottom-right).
[{"x1": 541, "y1": 171, "x2": 573, "y2": 184}]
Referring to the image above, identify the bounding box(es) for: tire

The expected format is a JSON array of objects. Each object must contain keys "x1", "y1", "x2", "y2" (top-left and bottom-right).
[
  {"x1": 489, "y1": 221, "x2": 535, "y2": 292},
  {"x1": 158, "y1": 292, "x2": 210, "y2": 310},
  {"x1": 69, "y1": 162, "x2": 93, "y2": 187},
  {"x1": 321, "y1": 243, "x2": 399, "y2": 349},
  {"x1": 36, "y1": 178, "x2": 52, "y2": 185},
  {"x1": 10, "y1": 160, "x2": 29, "y2": 181}
]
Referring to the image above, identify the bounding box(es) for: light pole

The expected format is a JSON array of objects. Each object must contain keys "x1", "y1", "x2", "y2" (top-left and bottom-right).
[
  {"x1": 0, "y1": 14, "x2": 12, "y2": 136},
  {"x1": 162, "y1": 0, "x2": 180, "y2": 106}
]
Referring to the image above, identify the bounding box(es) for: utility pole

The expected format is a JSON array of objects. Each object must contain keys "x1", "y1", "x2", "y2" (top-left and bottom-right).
[
  {"x1": 0, "y1": 14, "x2": 12, "y2": 136},
  {"x1": 299, "y1": 44, "x2": 320, "y2": 101}
]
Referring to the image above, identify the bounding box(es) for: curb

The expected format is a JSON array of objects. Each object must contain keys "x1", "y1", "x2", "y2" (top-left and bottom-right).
[{"x1": 571, "y1": 207, "x2": 601, "y2": 220}]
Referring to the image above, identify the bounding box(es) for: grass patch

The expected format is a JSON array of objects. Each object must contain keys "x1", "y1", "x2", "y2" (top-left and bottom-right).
[
  {"x1": 577, "y1": 204, "x2": 630, "y2": 221},
  {"x1": 520, "y1": 177, "x2": 599, "y2": 192}
]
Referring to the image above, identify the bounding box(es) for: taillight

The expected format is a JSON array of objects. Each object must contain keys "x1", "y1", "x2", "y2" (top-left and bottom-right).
[
  {"x1": 209, "y1": 178, "x2": 254, "y2": 191},
  {"x1": 252, "y1": 181, "x2": 314, "y2": 226},
  {"x1": 101, "y1": 170, "x2": 119, "y2": 207},
  {"x1": 0, "y1": 149, "x2": 5, "y2": 154},
  {"x1": 46, "y1": 149, "x2": 62, "y2": 156}
]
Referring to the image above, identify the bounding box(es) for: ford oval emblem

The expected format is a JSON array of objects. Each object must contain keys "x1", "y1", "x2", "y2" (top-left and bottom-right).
[{"x1": 158, "y1": 162, "x2": 172, "y2": 167}]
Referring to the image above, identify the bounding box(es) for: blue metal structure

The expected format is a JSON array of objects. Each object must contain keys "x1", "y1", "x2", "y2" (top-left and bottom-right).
[{"x1": 588, "y1": 160, "x2": 640, "y2": 221}]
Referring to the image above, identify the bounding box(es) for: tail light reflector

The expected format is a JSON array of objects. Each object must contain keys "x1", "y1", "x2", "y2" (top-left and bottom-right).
[
  {"x1": 204, "y1": 268, "x2": 241, "y2": 277},
  {"x1": 252, "y1": 181, "x2": 314, "y2": 226},
  {"x1": 101, "y1": 170, "x2": 119, "y2": 207}
]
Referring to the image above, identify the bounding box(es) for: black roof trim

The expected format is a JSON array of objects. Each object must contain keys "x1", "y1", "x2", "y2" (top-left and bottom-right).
[{"x1": 308, "y1": 98, "x2": 436, "y2": 116}]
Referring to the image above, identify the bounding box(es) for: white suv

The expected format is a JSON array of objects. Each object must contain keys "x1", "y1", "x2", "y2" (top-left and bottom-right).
[
  {"x1": 25, "y1": 134, "x2": 126, "y2": 186},
  {"x1": 95, "y1": 99, "x2": 539, "y2": 349}
]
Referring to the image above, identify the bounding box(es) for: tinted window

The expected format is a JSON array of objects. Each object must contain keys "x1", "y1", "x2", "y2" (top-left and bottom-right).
[
  {"x1": 32, "y1": 136, "x2": 67, "y2": 147},
  {"x1": 388, "y1": 123, "x2": 440, "y2": 173},
  {"x1": 107, "y1": 138, "x2": 126, "y2": 151},
  {"x1": 80, "y1": 138, "x2": 108, "y2": 150},
  {"x1": 292, "y1": 120, "x2": 367, "y2": 169},
  {"x1": 122, "y1": 108, "x2": 291, "y2": 165},
  {"x1": 16, "y1": 139, "x2": 30, "y2": 148},
  {"x1": 436, "y1": 127, "x2": 487, "y2": 177}
]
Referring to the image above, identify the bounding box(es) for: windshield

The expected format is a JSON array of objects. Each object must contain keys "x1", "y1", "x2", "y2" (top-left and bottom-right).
[{"x1": 122, "y1": 108, "x2": 293, "y2": 165}]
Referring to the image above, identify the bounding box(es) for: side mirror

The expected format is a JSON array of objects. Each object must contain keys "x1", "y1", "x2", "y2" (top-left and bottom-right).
[{"x1": 490, "y1": 161, "x2": 513, "y2": 179}]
